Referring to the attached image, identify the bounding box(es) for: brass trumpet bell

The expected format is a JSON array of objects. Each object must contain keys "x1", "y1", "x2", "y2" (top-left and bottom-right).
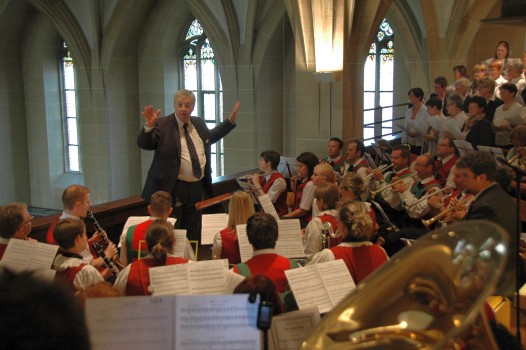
[{"x1": 301, "y1": 220, "x2": 509, "y2": 349}]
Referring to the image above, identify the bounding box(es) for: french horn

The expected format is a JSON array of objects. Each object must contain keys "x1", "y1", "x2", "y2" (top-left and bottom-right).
[{"x1": 301, "y1": 220, "x2": 509, "y2": 349}]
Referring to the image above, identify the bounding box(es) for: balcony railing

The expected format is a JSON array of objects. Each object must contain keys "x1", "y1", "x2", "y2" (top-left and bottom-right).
[{"x1": 363, "y1": 103, "x2": 409, "y2": 144}]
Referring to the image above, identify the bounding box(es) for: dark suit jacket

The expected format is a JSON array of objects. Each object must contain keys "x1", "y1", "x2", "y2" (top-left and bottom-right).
[
  {"x1": 465, "y1": 183, "x2": 518, "y2": 294},
  {"x1": 465, "y1": 118, "x2": 494, "y2": 147},
  {"x1": 138, "y1": 114, "x2": 235, "y2": 202}
]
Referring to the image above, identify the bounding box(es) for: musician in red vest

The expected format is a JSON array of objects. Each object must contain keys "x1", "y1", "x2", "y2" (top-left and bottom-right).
[
  {"x1": 311, "y1": 163, "x2": 336, "y2": 218},
  {"x1": 119, "y1": 191, "x2": 194, "y2": 266},
  {"x1": 46, "y1": 185, "x2": 117, "y2": 271},
  {"x1": 434, "y1": 136, "x2": 459, "y2": 187},
  {"x1": 52, "y1": 219, "x2": 108, "y2": 290},
  {"x1": 233, "y1": 213, "x2": 299, "y2": 293},
  {"x1": 250, "y1": 150, "x2": 288, "y2": 216},
  {"x1": 320, "y1": 137, "x2": 345, "y2": 173},
  {"x1": 114, "y1": 220, "x2": 189, "y2": 296},
  {"x1": 0, "y1": 202, "x2": 36, "y2": 260},
  {"x1": 341, "y1": 139, "x2": 369, "y2": 178},
  {"x1": 308, "y1": 200, "x2": 388, "y2": 284},
  {"x1": 303, "y1": 183, "x2": 340, "y2": 261}
]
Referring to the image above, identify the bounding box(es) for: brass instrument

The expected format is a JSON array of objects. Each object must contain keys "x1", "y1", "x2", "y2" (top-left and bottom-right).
[
  {"x1": 362, "y1": 164, "x2": 393, "y2": 182},
  {"x1": 87, "y1": 211, "x2": 125, "y2": 271},
  {"x1": 405, "y1": 186, "x2": 453, "y2": 209},
  {"x1": 369, "y1": 171, "x2": 418, "y2": 197},
  {"x1": 301, "y1": 221, "x2": 508, "y2": 349},
  {"x1": 320, "y1": 222, "x2": 341, "y2": 250},
  {"x1": 421, "y1": 196, "x2": 470, "y2": 228},
  {"x1": 508, "y1": 148, "x2": 526, "y2": 171}
]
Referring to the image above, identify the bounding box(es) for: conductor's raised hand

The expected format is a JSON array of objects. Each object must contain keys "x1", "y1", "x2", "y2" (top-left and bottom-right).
[
  {"x1": 142, "y1": 105, "x2": 161, "y2": 127},
  {"x1": 227, "y1": 101, "x2": 241, "y2": 124}
]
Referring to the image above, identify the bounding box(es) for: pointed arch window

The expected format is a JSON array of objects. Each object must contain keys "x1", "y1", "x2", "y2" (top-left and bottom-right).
[
  {"x1": 363, "y1": 19, "x2": 394, "y2": 145},
  {"x1": 59, "y1": 41, "x2": 81, "y2": 172},
  {"x1": 180, "y1": 19, "x2": 223, "y2": 177}
]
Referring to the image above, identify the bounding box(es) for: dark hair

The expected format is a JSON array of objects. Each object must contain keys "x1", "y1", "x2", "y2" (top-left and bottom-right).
[
  {"x1": 348, "y1": 139, "x2": 366, "y2": 158},
  {"x1": 146, "y1": 220, "x2": 175, "y2": 265},
  {"x1": 392, "y1": 145, "x2": 411, "y2": 165},
  {"x1": 434, "y1": 76, "x2": 448, "y2": 88},
  {"x1": 425, "y1": 96, "x2": 443, "y2": 110},
  {"x1": 420, "y1": 153, "x2": 435, "y2": 167},
  {"x1": 296, "y1": 152, "x2": 319, "y2": 178},
  {"x1": 0, "y1": 203, "x2": 27, "y2": 239},
  {"x1": 453, "y1": 65, "x2": 469, "y2": 78},
  {"x1": 53, "y1": 219, "x2": 85, "y2": 250},
  {"x1": 499, "y1": 82, "x2": 518, "y2": 96},
  {"x1": 149, "y1": 191, "x2": 172, "y2": 217},
  {"x1": 233, "y1": 274, "x2": 285, "y2": 315},
  {"x1": 456, "y1": 152, "x2": 497, "y2": 181},
  {"x1": 329, "y1": 137, "x2": 344, "y2": 151},
  {"x1": 408, "y1": 87, "x2": 424, "y2": 101},
  {"x1": 447, "y1": 94, "x2": 464, "y2": 110},
  {"x1": 260, "y1": 150, "x2": 281, "y2": 170},
  {"x1": 495, "y1": 41, "x2": 510, "y2": 59},
  {"x1": 0, "y1": 269, "x2": 91, "y2": 350},
  {"x1": 469, "y1": 95, "x2": 487, "y2": 109},
  {"x1": 246, "y1": 213, "x2": 278, "y2": 250}
]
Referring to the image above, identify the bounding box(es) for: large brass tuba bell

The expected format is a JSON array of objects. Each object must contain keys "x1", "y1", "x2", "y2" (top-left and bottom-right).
[{"x1": 301, "y1": 220, "x2": 509, "y2": 349}]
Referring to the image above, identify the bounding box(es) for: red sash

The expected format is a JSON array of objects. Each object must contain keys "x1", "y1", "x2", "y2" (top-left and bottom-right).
[
  {"x1": 0, "y1": 243, "x2": 8, "y2": 260},
  {"x1": 219, "y1": 228, "x2": 241, "y2": 265},
  {"x1": 331, "y1": 245, "x2": 388, "y2": 284},
  {"x1": 46, "y1": 218, "x2": 59, "y2": 245},
  {"x1": 295, "y1": 179, "x2": 313, "y2": 223},
  {"x1": 262, "y1": 173, "x2": 288, "y2": 216},
  {"x1": 434, "y1": 155, "x2": 458, "y2": 187},
  {"x1": 55, "y1": 264, "x2": 87, "y2": 291},
  {"x1": 126, "y1": 256, "x2": 189, "y2": 296}
]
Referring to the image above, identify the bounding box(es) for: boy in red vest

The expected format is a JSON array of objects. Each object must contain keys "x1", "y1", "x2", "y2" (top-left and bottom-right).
[{"x1": 250, "y1": 150, "x2": 288, "y2": 216}]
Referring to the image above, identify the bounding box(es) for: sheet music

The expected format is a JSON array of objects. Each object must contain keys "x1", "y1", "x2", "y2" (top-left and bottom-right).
[
  {"x1": 270, "y1": 308, "x2": 321, "y2": 350},
  {"x1": 275, "y1": 219, "x2": 305, "y2": 258},
  {"x1": 236, "y1": 179, "x2": 259, "y2": 204},
  {"x1": 364, "y1": 152, "x2": 377, "y2": 168},
  {"x1": 236, "y1": 224, "x2": 253, "y2": 262},
  {"x1": 225, "y1": 269, "x2": 246, "y2": 293},
  {"x1": 86, "y1": 296, "x2": 175, "y2": 350},
  {"x1": 149, "y1": 264, "x2": 191, "y2": 295},
  {"x1": 373, "y1": 146, "x2": 391, "y2": 162},
  {"x1": 453, "y1": 140, "x2": 475, "y2": 157},
  {"x1": 476, "y1": 146, "x2": 506, "y2": 161},
  {"x1": 173, "y1": 230, "x2": 188, "y2": 257},
  {"x1": 188, "y1": 260, "x2": 228, "y2": 294},
  {"x1": 257, "y1": 193, "x2": 280, "y2": 220},
  {"x1": 395, "y1": 122, "x2": 408, "y2": 133},
  {"x1": 371, "y1": 200, "x2": 398, "y2": 231},
  {"x1": 0, "y1": 239, "x2": 58, "y2": 272},
  {"x1": 201, "y1": 213, "x2": 228, "y2": 245},
  {"x1": 278, "y1": 157, "x2": 299, "y2": 179},
  {"x1": 119, "y1": 216, "x2": 176, "y2": 247},
  {"x1": 175, "y1": 294, "x2": 260, "y2": 349},
  {"x1": 316, "y1": 260, "x2": 356, "y2": 305}
]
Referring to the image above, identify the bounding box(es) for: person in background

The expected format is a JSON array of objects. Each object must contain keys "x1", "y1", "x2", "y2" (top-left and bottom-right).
[
  {"x1": 506, "y1": 58, "x2": 525, "y2": 104},
  {"x1": 212, "y1": 191, "x2": 255, "y2": 265},
  {"x1": 469, "y1": 63, "x2": 488, "y2": 97},
  {"x1": 0, "y1": 203, "x2": 36, "y2": 260},
  {"x1": 233, "y1": 274, "x2": 285, "y2": 315},
  {"x1": 484, "y1": 40, "x2": 510, "y2": 74},
  {"x1": 430, "y1": 76, "x2": 450, "y2": 116},
  {"x1": 443, "y1": 93, "x2": 468, "y2": 141},
  {"x1": 422, "y1": 97, "x2": 444, "y2": 156},
  {"x1": 455, "y1": 77, "x2": 472, "y2": 113},
  {"x1": 311, "y1": 162, "x2": 335, "y2": 217},
  {"x1": 488, "y1": 59, "x2": 508, "y2": 99},
  {"x1": 320, "y1": 137, "x2": 346, "y2": 173},
  {"x1": 493, "y1": 83, "x2": 523, "y2": 147},
  {"x1": 402, "y1": 87, "x2": 427, "y2": 155},
  {"x1": 250, "y1": 150, "x2": 288, "y2": 216},
  {"x1": 341, "y1": 139, "x2": 369, "y2": 178},
  {"x1": 477, "y1": 77, "x2": 503, "y2": 123},
  {"x1": 464, "y1": 96, "x2": 494, "y2": 147}
]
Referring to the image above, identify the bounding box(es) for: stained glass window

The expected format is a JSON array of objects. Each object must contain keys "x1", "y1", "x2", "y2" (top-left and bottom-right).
[
  {"x1": 181, "y1": 19, "x2": 224, "y2": 178},
  {"x1": 60, "y1": 41, "x2": 81, "y2": 172}
]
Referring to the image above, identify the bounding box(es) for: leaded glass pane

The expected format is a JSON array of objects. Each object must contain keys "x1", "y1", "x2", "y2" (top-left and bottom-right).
[
  {"x1": 68, "y1": 145, "x2": 80, "y2": 172},
  {"x1": 379, "y1": 59, "x2": 394, "y2": 91},
  {"x1": 186, "y1": 19, "x2": 203, "y2": 39},
  {"x1": 184, "y1": 59, "x2": 197, "y2": 90},
  {"x1": 201, "y1": 61, "x2": 215, "y2": 91},
  {"x1": 65, "y1": 91, "x2": 77, "y2": 117},
  {"x1": 203, "y1": 94, "x2": 216, "y2": 121},
  {"x1": 363, "y1": 109, "x2": 375, "y2": 125},
  {"x1": 364, "y1": 92, "x2": 375, "y2": 110},
  {"x1": 364, "y1": 59, "x2": 376, "y2": 91},
  {"x1": 63, "y1": 63, "x2": 75, "y2": 90},
  {"x1": 67, "y1": 118, "x2": 78, "y2": 144}
]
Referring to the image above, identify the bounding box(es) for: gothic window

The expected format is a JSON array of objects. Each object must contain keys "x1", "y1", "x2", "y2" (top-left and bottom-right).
[
  {"x1": 59, "y1": 41, "x2": 81, "y2": 172},
  {"x1": 363, "y1": 19, "x2": 394, "y2": 145},
  {"x1": 181, "y1": 19, "x2": 223, "y2": 177}
]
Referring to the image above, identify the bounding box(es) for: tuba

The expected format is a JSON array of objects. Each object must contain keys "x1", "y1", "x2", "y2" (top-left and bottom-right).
[{"x1": 302, "y1": 220, "x2": 509, "y2": 349}]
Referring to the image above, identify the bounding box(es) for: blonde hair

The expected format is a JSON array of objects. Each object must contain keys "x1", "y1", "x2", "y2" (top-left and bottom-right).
[
  {"x1": 228, "y1": 191, "x2": 255, "y2": 229},
  {"x1": 340, "y1": 173, "x2": 365, "y2": 199},
  {"x1": 314, "y1": 163, "x2": 335, "y2": 183},
  {"x1": 472, "y1": 63, "x2": 488, "y2": 74},
  {"x1": 338, "y1": 200, "x2": 374, "y2": 241}
]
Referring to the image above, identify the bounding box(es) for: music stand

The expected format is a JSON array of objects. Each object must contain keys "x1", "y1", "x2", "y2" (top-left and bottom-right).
[
  {"x1": 477, "y1": 146, "x2": 506, "y2": 162},
  {"x1": 453, "y1": 140, "x2": 475, "y2": 158},
  {"x1": 278, "y1": 156, "x2": 299, "y2": 179}
]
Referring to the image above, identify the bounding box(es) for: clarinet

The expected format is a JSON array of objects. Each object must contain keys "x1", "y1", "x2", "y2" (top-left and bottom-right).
[
  {"x1": 93, "y1": 242, "x2": 120, "y2": 277},
  {"x1": 87, "y1": 210, "x2": 123, "y2": 269}
]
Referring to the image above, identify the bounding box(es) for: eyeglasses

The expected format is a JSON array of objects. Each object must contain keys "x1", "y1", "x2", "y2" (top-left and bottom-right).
[
  {"x1": 438, "y1": 143, "x2": 451, "y2": 147},
  {"x1": 17, "y1": 216, "x2": 34, "y2": 229}
]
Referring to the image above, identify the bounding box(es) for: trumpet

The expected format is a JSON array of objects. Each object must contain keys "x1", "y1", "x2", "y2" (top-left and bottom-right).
[
  {"x1": 362, "y1": 164, "x2": 393, "y2": 182},
  {"x1": 405, "y1": 186, "x2": 453, "y2": 209},
  {"x1": 369, "y1": 171, "x2": 418, "y2": 197},
  {"x1": 421, "y1": 196, "x2": 470, "y2": 228}
]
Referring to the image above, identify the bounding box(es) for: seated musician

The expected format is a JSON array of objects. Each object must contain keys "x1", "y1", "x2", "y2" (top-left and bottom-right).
[
  {"x1": 250, "y1": 150, "x2": 288, "y2": 216},
  {"x1": 0, "y1": 203, "x2": 36, "y2": 260},
  {"x1": 339, "y1": 173, "x2": 377, "y2": 224},
  {"x1": 119, "y1": 191, "x2": 194, "y2": 266},
  {"x1": 311, "y1": 163, "x2": 335, "y2": 217},
  {"x1": 303, "y1": 183, "x2": 340, "y2": 261},
  {"x1": 341, "y1": 139, "x2": 369, "y2": 178},
  {"x1": 282, "y1": 152, "x2": 319, "y2": 226},
  {"x1": 52, "y1": 219, "x2": 109, "y2": 291},
  {"x1": 212, "y1": 191, "x2": 255, "y2": 265},
  {"x1": 434, "y1": 136, "x2": 459, "y2": 188},
  {"x1": 308, "y1": 200, "x2": 388, "y2": 284},
  {"x1": 320, "y1": 137, "x2": 345, "y2": 173},
  {"x1": 233, "y1": 213, "x2": 299, "y2": 294},
  {"x1": 233, "y1": 274, "x2": 285, "y2": 315},
  {"x1": 369, "y1": 145, "x2": 413, "y2": 193},
  {"x1": 507, "y1": 125, "x2": 526, "y2": 197},
  {"x1": 114, "y1": 220, "x2": 189, "y2": 296},
  {"x1": 47, "y1": 185, "x2": 117, "y2": 270}
]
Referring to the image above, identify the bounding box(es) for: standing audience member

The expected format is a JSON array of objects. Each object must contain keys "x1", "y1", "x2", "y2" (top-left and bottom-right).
[
  {"x1": 488, "y1": 59, "x2": 508, "y2": 99},
  {"x1": 0, "y1": 203, "x2": 35, "y2": 260},
  {"x1": 250, "y1": 150, "x2": 288, "y2": 216},
  {"x1": 114, "y1": 220, "x2": 189, "y2": 296},
  {"x1": 478, "y1": 77, "x2": 503, "y2": 123},
  {"x1": 308, "y1": 200, "x2": 388, "y2": 284},
  {"x1": 464, "y1": 96, "x2": 494, "y2": 147},
  {"x1": 137, "y1": 89, "x2": 239, "y2": 243},
  {"x1": 455, "y1": 78, "x2": 472, "y2": 112},
  {"x1": 233, "y1": 213, "x2": 299, "y2": 294},
  {"x1": 212, "y1": 191, "x2": 255, "y2": 265},
  {"x1": 493, "y1": 83, "x2": 523, "y2": 147},
  {"x1": 506, "y1": 58, "x2": 525, "y2": 104},
  {"x1": 444, "y1": 93, "x2": 468, "y2": 140},
  {"x1": 402, "y1": 87, "x2": 427, "y2": 155},
  {"x1": 469, "y1": 63, "x2": 488, "y2": 96}
]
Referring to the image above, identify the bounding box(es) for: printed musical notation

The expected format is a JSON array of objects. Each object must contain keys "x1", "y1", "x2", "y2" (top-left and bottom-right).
[
  {"x1": 0, "y1": 239, "x2": 58, "y2": 274},
  {"x1": 201, "y1": 213, "x2": 228, "y2": 245}
]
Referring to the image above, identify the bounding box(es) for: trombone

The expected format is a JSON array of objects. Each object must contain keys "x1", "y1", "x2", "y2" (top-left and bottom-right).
[
  {"x1": 369, "y1": 171, "x2": 418, "y2": 197},
  {"x1": 363, "y1": 164, "x2": 393, "y2": 182},
  {"x1": 405, "y1": 186, "x2": 453, "y2": 209}
]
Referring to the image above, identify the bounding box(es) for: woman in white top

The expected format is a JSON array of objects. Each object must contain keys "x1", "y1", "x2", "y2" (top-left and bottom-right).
[
  {"x1": 493, "y1": 83, "x2": 525, "y2": 147},
  {"x1": 402, "y1": 87, "x2": 427, "y2": 155}
]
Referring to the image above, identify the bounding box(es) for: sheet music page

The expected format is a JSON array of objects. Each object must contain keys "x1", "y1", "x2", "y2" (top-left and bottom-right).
[
  {"x1": 201, "y1": 213, "x2": 228, "y2": 245},
  {"x1": 270, "y1": 308, "x2": 321, "y2": 350},
  {"x1": 225, "y1": 269, "x2": 246, "y2": 293},
  {"x1": 173, "y1": 229, "x2": 187, "y2": 257},
  {"x1": 278, "y1": 156, "x2": 299, "y2": 179},
  {"x1": 120, "y1": 216, "x2": 176, "y2": 247},
  {"x1": 188, "y1": 260, "x2": 228, "y2": 294},
  {"x1": 285, "y1": 265, "x2": 333, "y2": 313},
  {"x1": 86, "y1": 296, "x2": 175, "y2": 350},
  {"x1": 236, "y1": 224, "x2": 254, "y2": 262},
  {"x1": 175, "y1": 294, "x2": 260, "y2": 350},
  {"x1": 257, "y1": 193, "x2": 280, "y2": 220},
  {"x1": 275, "y1": 219, "x2": 305, "y2": 258},
  {"x1": 453, "y1": 140, "x2": 475, "y2": 157},
  {"x1": 490, "y1": 147, "x2": 506, "y2": 160},
  {"x1": 395, "y1": 122, "x2": 408, "y2": 133},
  {"x1": 0, "y1": 239, "x2": 58, "y2": 272},
  {"x1": 236, "y1": 179, "x2": 259, "y2": 204},
  {"x1": 316, "y1": 259, "x2": 356, "y2": 306},
  {"x1": 149, "y1": 264, "x2": 191, "y2": 295}
]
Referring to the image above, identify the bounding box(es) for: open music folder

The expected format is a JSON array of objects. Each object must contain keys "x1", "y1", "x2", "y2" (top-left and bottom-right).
[
  {"x1": 85, "y1": 294, "x2": 260, "y2": 350},
  {"x1": 201, "y1": 213, "x2": 229, "y2": 245},
  {"x1": 269, "y1": 308, "x2": 321, "y2": 350},
  {"x1": 285, "y1": 259, "x2": 356, "y2": 314},
  {"x1": 0, "y1": 239, "x2": 58, "y2": 281}
]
